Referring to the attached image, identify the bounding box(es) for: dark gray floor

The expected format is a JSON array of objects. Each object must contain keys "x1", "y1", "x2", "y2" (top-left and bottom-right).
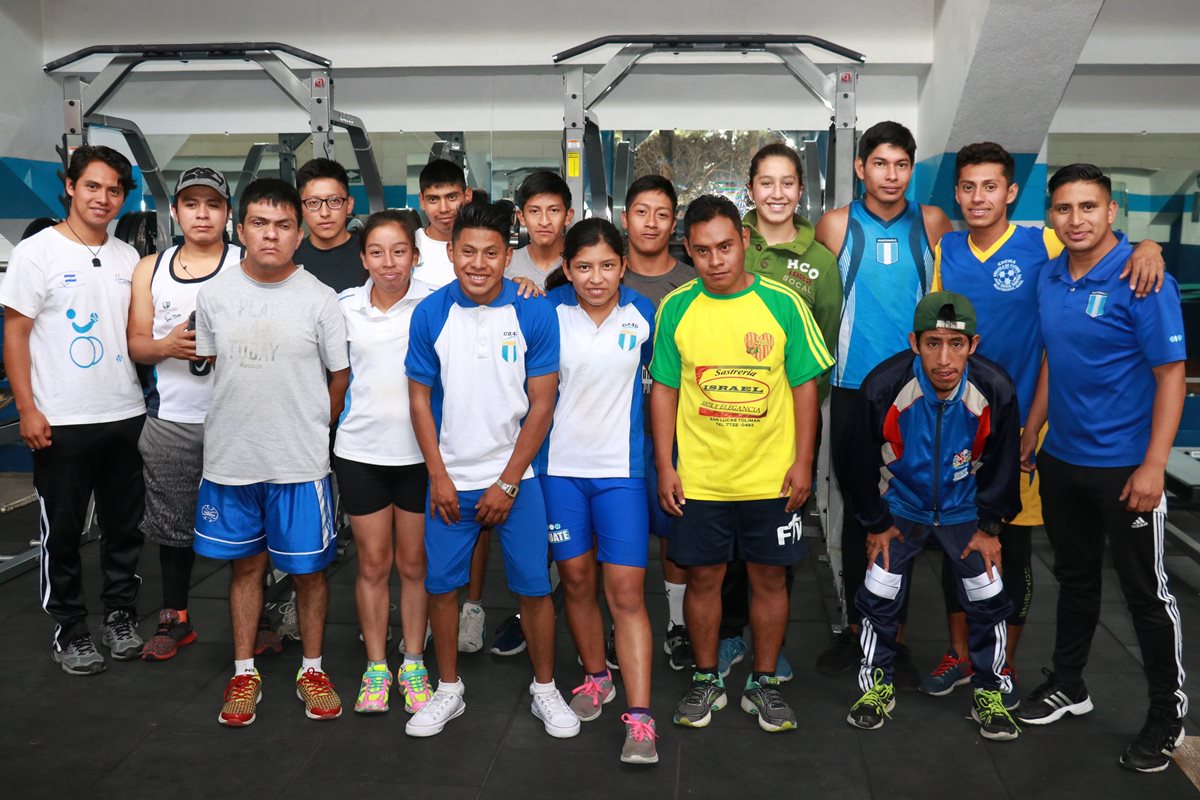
[{"x1": 2, "y1": 506, "x2": 1199, "y2": 799}]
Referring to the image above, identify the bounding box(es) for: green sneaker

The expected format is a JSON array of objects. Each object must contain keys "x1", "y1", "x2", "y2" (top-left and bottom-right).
[
  {"x1": 847, "y1": 668, "x2": 895, "y2": 730},
  {"x1": 673, "y1": 672, "x2": 727, "y2": 728},
  {"x1": 972, "y1": 688, "x2": 1020, "y2": 741},
  {"x1": 740, "y1": 674, "x2": 797, "y2": 732}
]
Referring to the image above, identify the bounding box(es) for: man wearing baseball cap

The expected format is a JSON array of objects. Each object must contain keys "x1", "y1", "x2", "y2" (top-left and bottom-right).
[
  {"x1": 840, "y1": 291, "x2": 1024, "y2": 741},
  {"x1": 128, "y1": 166, "x2": 241, "y2": 662}
]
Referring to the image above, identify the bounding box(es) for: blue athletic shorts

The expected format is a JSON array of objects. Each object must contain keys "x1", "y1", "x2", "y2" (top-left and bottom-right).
[
  {"x1": 424, "y1": 479, "x2": 551, "y2": 597},
  {"x1": 643, "y1": 435, "x2": 673, "y2": 540},
  {"x1": 193, "y1": 477, "x2": 337, "y2": 575},
  {"x1": 541, "y1": 475, "x2": 649, "y2": 568}
]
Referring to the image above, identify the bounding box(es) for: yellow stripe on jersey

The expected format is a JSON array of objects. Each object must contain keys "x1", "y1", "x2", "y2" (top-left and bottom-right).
[
  {"x1": 932, "y1": 241, "x2": 943, "y2": 292},
  {"x1": 1043, "y1": 226, "x2": 1065, "y2": 259}
]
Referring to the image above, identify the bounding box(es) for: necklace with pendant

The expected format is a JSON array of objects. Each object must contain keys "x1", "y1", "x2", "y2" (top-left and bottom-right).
[{"x1": 65, "y1": 219, "x2": 106, "y2": 267}]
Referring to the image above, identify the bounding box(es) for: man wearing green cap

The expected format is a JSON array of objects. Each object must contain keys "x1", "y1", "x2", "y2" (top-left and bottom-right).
[{"x1": 840, "y1": 291, "x2": 1023, "y2": 741}]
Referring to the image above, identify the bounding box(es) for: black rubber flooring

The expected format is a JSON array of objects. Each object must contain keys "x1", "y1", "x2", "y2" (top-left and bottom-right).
[{"x1": 1, "y1": 510, "x2": 1199, "y2": 799}]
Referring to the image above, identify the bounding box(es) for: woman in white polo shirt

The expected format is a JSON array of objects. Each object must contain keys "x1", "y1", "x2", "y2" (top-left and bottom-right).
[
  {"x1": 333, "y1": 210, "x2": 435, "y2": 715},
  {"x1": 541, "y1": 218, "x2": 659, "y2": 764}
]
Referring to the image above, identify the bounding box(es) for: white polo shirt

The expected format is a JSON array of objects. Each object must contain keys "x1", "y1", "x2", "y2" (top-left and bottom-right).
[
  {"x1": 413, "y1": 228, "x2": 457, "y2": 289},
  {"x1": 335, "y1": 277, "x2": 435, "y2": 466},
  {"x1": 0, "y1": 227, "x2": 144, "y2": 425},
  {"x1": 405, "y1": 279, "x2": 558, "y2": 491},
  {"x1": 542, "y1": 285, "x2": 655, "y2": 478}
]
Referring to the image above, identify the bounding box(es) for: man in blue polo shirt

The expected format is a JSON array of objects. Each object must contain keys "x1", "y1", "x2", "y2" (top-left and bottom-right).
[
  {"x1": 404, "y1": 201, "x2": 579, "y2": 740},
  {"x1": 1019, "y1": 163, "x2": 1187, "y2": 774}
]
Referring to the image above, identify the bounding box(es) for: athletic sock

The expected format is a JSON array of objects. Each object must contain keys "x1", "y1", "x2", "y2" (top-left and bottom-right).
[
  {"x1": 665, "y1": 581, "x2": 687, "y2": 629},
  {"x1": 627, "y1": 706, "x2": 652, "y2": 718},
  {"x1": 176, "y1": 609, "x2": 189, "y2": 623},
  {"x1": 403, "y1": 652, "x2": 422, "y2": 667},
  {"x1": 301, "y1": 655, "x2": 323, "y2": 673},
  {"x1": 751, "y1": 671, "x2": 775, "y2": 683},
  {"x1": 367, "y1": 659, "x2": 388, "y2": 670},
  {"x1": 463, "y1": 600, "x2": 482, "y2": 612},
  {"x1": 591, "y1": 669, "x2": 610, "y2": 681},
  {"x1": 531, "y1": 679, "x2": 556, "y2": 694},
  {"x1": 694, "y1": 666, "x2": 718, "y2": 678},
  {"x1": 234, "y1": 658, "x2": 255, "y2": 675}
]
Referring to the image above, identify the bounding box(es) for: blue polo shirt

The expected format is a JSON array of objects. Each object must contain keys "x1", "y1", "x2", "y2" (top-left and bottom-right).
[
  {"x1": 1037, "y1": 234, "x2": 1186, "y2": 468},
  {"x1": 405, "y1": 279, "x2": 559, "y2": 490}
]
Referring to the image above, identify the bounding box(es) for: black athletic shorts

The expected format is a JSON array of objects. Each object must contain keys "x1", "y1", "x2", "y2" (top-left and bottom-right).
[
  {"x1": 667, "y1": 497, "x2": 804, "y2": 567},
  {"x1": 333, "y1": 456, "x2": 428, "y2": 516}
]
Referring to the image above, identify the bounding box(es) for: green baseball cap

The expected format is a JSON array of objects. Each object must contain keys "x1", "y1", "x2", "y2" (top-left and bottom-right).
[{"x1": 913, "y1": 291, "x2": 977, "y2": 337}]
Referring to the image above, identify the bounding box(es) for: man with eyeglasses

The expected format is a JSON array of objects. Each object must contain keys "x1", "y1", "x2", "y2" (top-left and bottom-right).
[{"x1": 295, "y1": 158, "x2": 366, "y2": 292}]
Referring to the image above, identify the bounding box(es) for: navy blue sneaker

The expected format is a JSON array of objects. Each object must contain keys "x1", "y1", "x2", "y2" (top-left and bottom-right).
[{"x1": 490, "y1": 613, "x2": 527, "y2": 656}]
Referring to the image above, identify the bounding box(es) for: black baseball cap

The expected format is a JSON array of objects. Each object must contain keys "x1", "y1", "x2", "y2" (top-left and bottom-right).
[{"x1": 174, "y1": 166, "x2": 231, "y2": 201}]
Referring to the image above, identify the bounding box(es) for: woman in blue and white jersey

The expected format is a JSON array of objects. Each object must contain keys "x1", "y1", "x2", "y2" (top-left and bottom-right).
[{"x1": 540, "y1": 218, "x2": 659, "y2": 764}]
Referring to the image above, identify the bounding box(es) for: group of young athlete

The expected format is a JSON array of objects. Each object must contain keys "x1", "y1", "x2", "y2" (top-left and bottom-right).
[{"x1": 2, "y1": 117, "x2": 1187, "y2": 773}]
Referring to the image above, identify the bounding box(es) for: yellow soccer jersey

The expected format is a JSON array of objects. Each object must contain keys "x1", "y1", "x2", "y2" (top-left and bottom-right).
[{"x1": 649, "y1": 274, "x2": 833, "y2": 501}]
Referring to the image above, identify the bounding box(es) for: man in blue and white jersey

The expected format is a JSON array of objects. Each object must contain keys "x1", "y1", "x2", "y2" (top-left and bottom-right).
[{"x1": 404, "y1": 201, "x2": 579, "y2": 740}]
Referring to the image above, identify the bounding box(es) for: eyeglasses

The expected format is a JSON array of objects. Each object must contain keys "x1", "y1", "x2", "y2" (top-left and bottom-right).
[{"x1": 302, "y1": 196, "x2": 348, "y2": 211}]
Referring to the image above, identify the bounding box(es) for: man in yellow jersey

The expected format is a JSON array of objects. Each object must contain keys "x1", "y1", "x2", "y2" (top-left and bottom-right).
[
  {"x1": 650, "y1": 194, "x2": 833, "y2": 733},
  {"x1": 923, "y1": 142, "x2": 1164, "y2": 706}
]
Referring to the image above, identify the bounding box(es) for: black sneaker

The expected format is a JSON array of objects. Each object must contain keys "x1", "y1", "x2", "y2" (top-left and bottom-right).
[
  {"x1": 847, "y1": 668, "x2": 895, "y2": 730},
  {"x1": 1120, "y1": 713, "x2": 1185, "y2": 773},
  {"x1": 673, "y1": 672, "x2": 727, "y2": 728},
  {"x1": 605, "y1": 626, "x2": 619, "y2": 671},
  {"x1": 665, "y1": 625, "x2": 695, "y2": 671},
  {"x1": 1016, "y1": 668, "x2": 1093, "y2": 726},
  {"x1": 893, "y1": 643, "x2": 919, "y2": 690},
  {"x1": 972, "y1": 688, "x2": 1020, "y2": 741},
  {"x1": 816, "y1": 627, "x2": 862, "y2": 675}
]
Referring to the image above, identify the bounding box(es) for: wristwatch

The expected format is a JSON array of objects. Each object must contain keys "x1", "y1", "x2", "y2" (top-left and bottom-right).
[
  {"x1": 979, "y1": 518, "x2": 1003, "y2": 537},
  {"x1": 495, "y1": 478, "x2": 520, "y2": 499}
]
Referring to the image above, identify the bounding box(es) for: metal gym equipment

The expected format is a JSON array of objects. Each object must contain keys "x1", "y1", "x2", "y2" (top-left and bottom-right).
[
  {"x1": 554, "y1": 34, "x2": 865, "y2": 222},
  {"x1": 43, "y1": 42, "x2": 386, "y2": 250}
]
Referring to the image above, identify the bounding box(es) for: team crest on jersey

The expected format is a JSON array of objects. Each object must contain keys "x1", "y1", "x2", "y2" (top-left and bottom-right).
[
  {"x1": 876, "y1": 238, "x2": 899, "y2": 265},
  {"x1": 952, "y1": 449, "x2": 972, "y2": 469},
  {"x1": 500, "y1": 332, "x2": 518, "y2": 363},
  {"x1": 1085, "y1": 292, "x2": 1108, "y2": 318},
  {"x1": 993, "y1": 259, "x2": 1023, "y2": 292},
  {"x1": 744, "y1": 332, "x2": 775, "y2": 362},
  {"x1": 618, "y1": 332, "x2": 638, "y2": 351}
]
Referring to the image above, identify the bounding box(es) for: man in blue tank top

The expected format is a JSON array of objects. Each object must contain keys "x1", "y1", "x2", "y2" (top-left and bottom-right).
[{"x1": 813, "y1": 121, "x2": 952, "y2": 676}]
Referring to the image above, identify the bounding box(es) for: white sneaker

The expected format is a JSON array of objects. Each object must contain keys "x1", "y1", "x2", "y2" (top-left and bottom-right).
[
  {"x1": 530, "y1": 683, "x2": 582, "y2": 739},
  {"x1": 405, "y1": 680, "x2": 466, "y2": 737},
  {"x1": 458, "y1": 605, "x2": 485, "y2": 653}
]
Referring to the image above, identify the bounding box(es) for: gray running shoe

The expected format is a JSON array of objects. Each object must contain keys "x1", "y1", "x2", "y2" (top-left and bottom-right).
[
  {"x1": 847, "y1": 668, "x2": 896, "y2": 730},
  {"x1": 673, "y1": 672, "x2": 727, "y2": 728},
  {"x1": 53, "y1": 634, "x2": 106, "y2": 675},
  {"x1": 101, "y1": 610, "x2": 144, "y2": 660},
  {"x1": 740, "y1": 674, "x2": 797, "y2": 732},
  {"x1": 620, "y1": 712, "x2": 659, "y2": 764}
]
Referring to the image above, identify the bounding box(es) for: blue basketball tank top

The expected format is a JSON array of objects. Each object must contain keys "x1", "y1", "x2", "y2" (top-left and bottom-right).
[{"x1": 834, "y1": 200, "x2": 933, "y2": 389}]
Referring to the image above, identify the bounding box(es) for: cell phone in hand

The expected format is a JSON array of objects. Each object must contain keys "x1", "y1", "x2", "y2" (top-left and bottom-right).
[{"x1": 187, "y1": 311, "x2": 196, "y2": 331}]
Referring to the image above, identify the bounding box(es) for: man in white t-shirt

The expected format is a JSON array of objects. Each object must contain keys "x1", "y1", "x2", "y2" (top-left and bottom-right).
[
  {"x1": 0, "y1": 145, "x2": 147, "y2": 675},
  {"x1": 414, "y1": 159, "x2": 472, "y2": 289}
]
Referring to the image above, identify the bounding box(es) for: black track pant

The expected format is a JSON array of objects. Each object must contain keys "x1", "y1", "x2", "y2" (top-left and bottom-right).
[
  {"x1": 34, "y1": 415, "x2": 146, "y2": 648},
  {"x1": 831, "y1": 386, "x2": 912, "y2": 626},
  {"x1": 1039, "y1": 452, "x2": 1188, "y2": 719}
]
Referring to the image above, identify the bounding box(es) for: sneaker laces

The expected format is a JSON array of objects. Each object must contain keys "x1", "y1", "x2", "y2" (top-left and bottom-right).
[
  {"x1": 975, "y1": 690, "x2": 1017, "y2": 728},
  {"x1": 930, "y1": 651, "x2": 964, "y2": 677},
  {"x1": 298, "y1": 667, "x2": 337, "y2": 698},
  {"x1": 422, "y1": 688, "x2": 462, "y2": 717},
  {"x1": 362, "y1": 668, "x2": 389, "y2": 694},
  {"x1": 224, "y1": 673, "x2": 259, "y2": 702},
  {"x1": 71, "y1": 637, "x2": 99, "y2": 656},
  {"x1": 684, "y1": 673, "x2": 720, "y2": 705},
  {"x1": 755, "y1": 677, "x2": 790, "y2": 711},
  {"x1": 621, "y1": 713, "x2": 658, "y2": 742},
  {"x1": 534, "y1": 689, "x2": 573, "y2": 719},
  {"x1": 278, "y1": 601, "x2": 297, "y2": 626},
  {"x1": 401, "y1": 665, "x2": 431, "y2": 696},
  {"x1": 852, "y1": 669, "x2": 894, "y2": 717},
  {"x1": 106, "y1": 612, "x2": 137, "y2": 640},
  {"x1": 571, "y1": 675, "x2": 607, "y2": 708}
]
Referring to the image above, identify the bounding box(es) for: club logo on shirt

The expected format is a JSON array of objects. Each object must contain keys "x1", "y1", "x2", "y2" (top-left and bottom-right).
[
  {"x1": 65, "y1": 308, "x2": 104, "y2": 369},
  {"x1": 876, "y1": 238, "x2": 899, "y2": 266},
  {"x1": 59, "y1": 272, "x2": 80, "y2": 288},
  {"x1": 1085, "y1": 292, "x2": 1108, "y2": 318},
  {"x1": 744, "y1": 332, "x2": 775, "y2": 362},
  {"x1": 696, "y1": 365, "x2": 771, "y2": 420},
  {"x1": 501, "y1": 331, "x2": 519, "y2": 363},
  {"x1": 993, "y1": 259, "x2": 1023, "y2": 292},
  {"x1": 952, "y1": 448, "x2": 972, "y2": 481},
  {"x1": 618, "y1": 332, "x2": 638, "y2": 351},
  {"x1": 547, "y1": 523, "x2": 570, "y2": 543}
]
